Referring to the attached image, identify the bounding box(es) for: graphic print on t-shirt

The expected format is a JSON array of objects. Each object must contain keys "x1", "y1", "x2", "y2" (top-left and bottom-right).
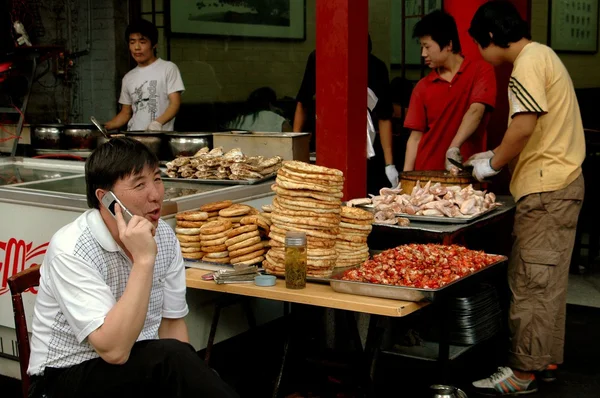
[{"x1": 132, "y1": 80, "x2": 158, "y2": 121}]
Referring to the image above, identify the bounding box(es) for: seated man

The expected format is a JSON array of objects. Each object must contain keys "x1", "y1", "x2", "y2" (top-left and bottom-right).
[{"x1": 27, "y1": 137, "x2": 238, "y2": 398}]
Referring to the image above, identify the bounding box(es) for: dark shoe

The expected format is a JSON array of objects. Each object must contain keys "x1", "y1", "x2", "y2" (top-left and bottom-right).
[{"x1": 537, "y1": 364, "x2": 557, "y2": 382}]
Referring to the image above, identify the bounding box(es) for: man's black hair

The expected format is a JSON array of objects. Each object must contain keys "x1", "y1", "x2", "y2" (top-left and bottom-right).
[
  {"x1": 126, "y1": 19, "x2": 159, "y2": 47},
  {"x1": 469, "y1": 1, "x2": 531, "y2": 49},
  {"x1": 85, "y1": 137, "x2": 159, "y2": 209},
  {"x1": 413, "y1": 10, "x2": 461, "y2": 54}
]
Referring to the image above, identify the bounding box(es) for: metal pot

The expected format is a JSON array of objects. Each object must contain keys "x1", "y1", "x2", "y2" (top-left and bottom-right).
[
  {"x1": 31, "y1": 124, "x2": 63, "y2": 149},
  {"x1": 122, "y1": 131, "x2": 164, "y2": 158},
  {"x1": 430, "y1": 385, "x2": 468, "y2": 398},
  {"x1": 166, "y1": 132, "x2": 212, "y2": 158},
  {"x1": 63, "y1": 123, "x2": 99, "y2": 150}
]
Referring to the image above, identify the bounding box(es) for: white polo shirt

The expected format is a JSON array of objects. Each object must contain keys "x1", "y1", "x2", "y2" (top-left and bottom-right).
[{"x1": 28, "y1": 209, "x2": 189, "y2": 375}]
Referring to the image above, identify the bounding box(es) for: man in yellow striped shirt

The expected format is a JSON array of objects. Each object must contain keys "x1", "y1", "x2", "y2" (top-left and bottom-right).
[{"x1": 466, "y1": 1, "x2": 585, "y2": 395}]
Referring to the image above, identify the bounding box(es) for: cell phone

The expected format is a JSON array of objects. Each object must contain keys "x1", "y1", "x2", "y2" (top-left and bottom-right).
[{"x1": 101, "y1": 191, "x2": 134, "y2": 224}]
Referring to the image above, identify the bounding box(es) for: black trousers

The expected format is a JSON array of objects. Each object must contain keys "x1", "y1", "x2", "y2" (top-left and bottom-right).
[{"x1": 30, "y1": 339, "x2": 239, "y2": 398}]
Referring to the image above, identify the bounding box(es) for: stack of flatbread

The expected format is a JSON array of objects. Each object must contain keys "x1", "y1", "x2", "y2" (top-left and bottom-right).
[
  {"x1": 175, "y1": 210, "x2": 209, "y2": 261},
  {"x1": 335, "y1": 207, "x2": 373, "y2": 267},
  {"x1": 224, "y1": 220, "x2": 267, "y2": 266},
  {"x1": 165, "y1": 147, "x2": 283, "y2": 181},
  {"x1": 264, "y1": 160, "x2": 344, "y2": 278},
  {"x1": 199, "y1": 220, "x2": 233, "y2": 264}
]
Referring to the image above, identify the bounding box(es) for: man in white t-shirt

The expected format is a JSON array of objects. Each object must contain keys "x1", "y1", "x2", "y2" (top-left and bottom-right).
[
  {"x1": 105, "y1": 20, "x2": 184, "y2": 132},
  {"x1": 27, "y1": 137, "x2": 238, "y2": 398}
]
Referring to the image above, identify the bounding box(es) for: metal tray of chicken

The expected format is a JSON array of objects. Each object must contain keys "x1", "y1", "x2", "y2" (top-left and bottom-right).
[
  {"x1": 327, "y1": 256, "x2": 507, "y2": 302},
  {"x1": 358, "y1": 203, "x2": 502, "y2": 225},
  {"x1": 162, "y1": 172, "x2": 277, "y2": 185}
]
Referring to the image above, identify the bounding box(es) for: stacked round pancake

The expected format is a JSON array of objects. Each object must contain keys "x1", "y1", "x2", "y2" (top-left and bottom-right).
[
  {"x1": 199, "y1": 220, "x2": 233, "y2": 264},
  {"x1": 200, "y1": 200, "x2": 233, "y2": 222},
  {"x1": 224, "y1": 223, "x2": 266, "y2": 266},
  {"x1": 264, "y1": 161, "x2": 344, "y2": 278},
  {"x1": 217, "y1": 203, "x2": 258, "y2": 228},
  {"x1": 335, "y1": 206, "x2": 373, "y2": 268},
  {"x1": 175, "y1": 210, "x2": 209, "y2": 260}
]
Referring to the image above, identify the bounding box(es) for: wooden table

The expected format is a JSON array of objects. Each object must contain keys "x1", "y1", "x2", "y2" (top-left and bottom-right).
[
  {"x1": 186, "y1": 268, "x2": 427, "y2": 317},
  {"x1": 187, "y1": 267, "x2": 430, "y2": 397}
]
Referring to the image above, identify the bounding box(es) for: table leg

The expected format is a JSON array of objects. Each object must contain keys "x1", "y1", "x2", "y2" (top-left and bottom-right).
[
  {"x1": 205, "y1": 300, "x2": 223, "y2": 365},
  {"x1": 437, "y1": 301, "x2": 450, "y2": 383},
  {"x1": 272, "y1": 302, "x2": 293, "y2": 398},
  {"x1": 363, "y1": 314, "x2": 383, "y2": 396}
]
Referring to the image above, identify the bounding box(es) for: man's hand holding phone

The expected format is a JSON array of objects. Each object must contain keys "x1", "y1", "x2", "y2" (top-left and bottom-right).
[{"x1": 114, "y1": 203, "x2": 157, "y2": 267}]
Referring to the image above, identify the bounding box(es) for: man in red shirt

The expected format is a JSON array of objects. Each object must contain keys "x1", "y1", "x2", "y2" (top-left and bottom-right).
[{"x1": 403, "y1": 10, "x2": 496, "y2": 172}]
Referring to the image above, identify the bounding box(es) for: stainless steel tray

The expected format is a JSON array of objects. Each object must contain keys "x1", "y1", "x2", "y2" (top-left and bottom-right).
[
  {"x1": 163, "y1": 173, "x2": 276, "y2": 185},
  {"x1": 328, "y1": 256, "x2": 507, "y2": 302},
  {"x1": 359, "y1": 203, "x2": 502, "y2": 225}
]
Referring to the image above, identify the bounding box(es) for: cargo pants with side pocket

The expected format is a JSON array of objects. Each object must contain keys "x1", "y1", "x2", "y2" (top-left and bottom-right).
[{"x1": 507, "y1": 173, "x2": 584, "y2": 372}]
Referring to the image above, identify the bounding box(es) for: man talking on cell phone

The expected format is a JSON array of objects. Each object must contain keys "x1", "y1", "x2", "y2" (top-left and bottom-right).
[{"x1": 26, "y1": 137, "x2": 239, "y2": 398}]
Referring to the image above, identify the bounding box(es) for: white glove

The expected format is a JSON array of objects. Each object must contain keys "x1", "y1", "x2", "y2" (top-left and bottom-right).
[
  {"x1": 385, "y1": 165, "x2": 399, "y2": 188},
  {"x1": 146, "y1": 121, "x2": 163, "y2": 131},
  {"x1": 465, "y1": 150, "x2": 495, "y2": 163},
  {"x1": 445, "y1": 147, "x2": 463, "y2": 172},
  {"x1": 466, "y1": 158, "x2": 500, "y2": 182}
]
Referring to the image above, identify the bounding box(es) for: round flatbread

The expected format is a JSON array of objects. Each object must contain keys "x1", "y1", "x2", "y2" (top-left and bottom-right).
[
  {"x1": 282, "y1": 160, "x2": 343, "y2": 177},
  {"x1": 272, "y1": 184, "x2": 343, "y2": 201},
  {"x1": 225, "y1": 230, "x2": 260, "y2": 247},
  {"x1": 276, "y1": 173, "x2": 344, "y2": 190},
  {"x1": 230, "y1": 249, "x2": 266, "y2": 264},
  {"x1": 204, "y1": 251, "x2": 229, "y2": 259},
  {"x1": 337, "y1": 234, "x2": 368, "y2": 243},
  {"x1": 228, "y1": 242, "x2": 267, "y2": 258},
  {"x1": 271, "y1": 206, "x2": 341, "y2": 220},
  {"x1": 177, "y1": 220, "x2": 205, "y2": 228},
  {"x1": 201, "y1": 244, "x2": 228, "y2": 253},
  {"x1": 175, "y1": 227, "x2": 202, "y2": 235},
  {"x1": 182, "y1": 252, "x2": 204, "y2": 260},
  {"x1": 217, "y1": 215, "x2": 245, "y2": 223},
  {"x1": 240, "y1": 215, "x2": 271, "y2": 232},
  {"x1": 340, "y1": 217, "x2": 373, "y2": 226},
  {"x1": 227, "y1": 236, "x2": 262, "y2": 251},
  {"x1": 200, "y1": 236, "x2": 228, "y2": 246},
  {"x1": 200, "y1": 200, "x2": 233, "y2": 212},
  {"x1": 226, "y1": 224, "x2": 258, "y2": 238},
  {"x1": 179, "y1": 241, "x2": 203, "y2": 248},
  {"x1": 279, "y1": 167, "x2": 344, "y2": 182},
  {"x1": 180, "y1": 247, "x2": 203, "y2": 253},
  {"x1": 176, "y1": 211, "x2": 209, "y2": 221},
  {"x1": 200, "y1": 220, "x2": 232, "y2": 235},
  {"x1": 339, "y1": 222, "x2": 373, "y2": 231},
  {"x1": 340, "y1": 206, "x2": 374, "y2": 221},
  {"x1": 271, "y1": 214, "x2": 340, "y2": 229},
  {"x1": 177, "y1": 234, "x2": 202, "y2": 242},
  {"x1": 231, "y1": 255, "x2": 265, "y2": 267},
  {"x1": 266, "y1": 251, "x2": 335, "y2": 268},
  {"x1": 275, "y1": 195, "x2": 341, "y2": 209},
  {"x1": 202, "y1": 256, "x2": 230, "y2": 264},
  {"x1": 275, "y1": 178, "x2": 343, "y2": 194},
  {"x1": 200, "y1": 230, "x2": 229, "y2": 240},
  {"x1": 219, "y1": 204, "x2": 253, "y2": 217},
  {"x1": 261, "y1": 204, "x2": 274, "y2": 213},
  {"x1": 206, "y1": 211, "x2": 219, "y2": 217}
]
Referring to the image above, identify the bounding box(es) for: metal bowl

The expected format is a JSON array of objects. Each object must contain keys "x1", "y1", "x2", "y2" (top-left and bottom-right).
[
  {"x1": 166, "y1": 132, "x2": 212, "y2": 158},
  {"x1": 31, "y1": 124, "x2": 63, "y2": 149},
  {"x1": 123, "y1": 131, "x2": 164, "y2": 158},
  {"x1": 63, "y1": 123, "x2": 99, "y2": 150}
]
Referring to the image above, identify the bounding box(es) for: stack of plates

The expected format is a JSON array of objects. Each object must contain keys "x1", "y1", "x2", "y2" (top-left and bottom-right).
[{"x1": 448, "y1": 283, "x2": 502, "y2": 346}]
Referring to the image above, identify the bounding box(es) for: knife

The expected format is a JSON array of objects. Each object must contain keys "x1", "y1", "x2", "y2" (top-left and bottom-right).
[{"x1": 447, "y1": 157, "x2": 472, "y2": 171}]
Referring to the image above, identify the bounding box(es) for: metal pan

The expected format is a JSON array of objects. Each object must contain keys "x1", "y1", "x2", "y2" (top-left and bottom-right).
[
  {"x1": 162, "y1": 173, "x2": 276, "y2": 186},
  {"x1": 328, "y1": 256, "x2": 507, "y2": 302}
]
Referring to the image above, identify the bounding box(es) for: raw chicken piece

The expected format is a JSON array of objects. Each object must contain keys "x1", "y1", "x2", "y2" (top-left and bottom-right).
[
  {"x1": 397, "y1": 217, "x2": 411, "y2": 226},
  {"x1": 423, "y1": 209, "x2": 444, "y2": 217},
  {"x1": 460, "y1": 198, "x2": 476, "y2": 215},
  {"x1": 346, "y1": 198, "x2": 372, "y2": 207}
]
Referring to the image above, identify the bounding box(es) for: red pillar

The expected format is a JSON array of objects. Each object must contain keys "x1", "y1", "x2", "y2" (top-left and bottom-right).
[
  {"x1": 444, "y1": 0, "x2": 531, "y2": 194},
  {"x1": 315, "y1": 0, "x2": 369, "y2": 200}
]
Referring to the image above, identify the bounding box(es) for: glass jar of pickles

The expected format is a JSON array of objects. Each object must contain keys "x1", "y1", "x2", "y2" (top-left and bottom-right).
[{"x1": 284, "y1": 231, "x2": 307, "y2": 289}]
